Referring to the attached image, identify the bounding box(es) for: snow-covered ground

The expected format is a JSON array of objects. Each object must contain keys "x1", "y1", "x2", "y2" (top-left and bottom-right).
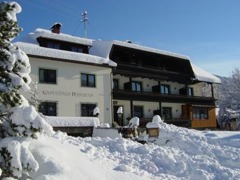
[
  {"x1": 2, "y1": 1, "x2": 238, "y2": 179},
  {"x1": 27, "y1": 121, "x2": 240, "y2": 180}
]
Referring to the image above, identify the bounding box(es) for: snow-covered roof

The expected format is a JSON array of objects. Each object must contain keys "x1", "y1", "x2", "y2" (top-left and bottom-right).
[
  {"x1": 191, "y1": 63, "x2": 221, "y2": 84},
  {"x1": 15, "y1": 42, "x2": 117, "y2": 67},
  {"x1": 19, "y1": 28, "x2": 93, "y2": 46},
  {"x1": 91, "y1": 40, "x2": 220, "y2": 84},
  {"x1": 91, "y1": 40, "x2": 190, "y2": 60},
  {"x1": 44, "y1": 116, "x2": 100, "y2": 127}
]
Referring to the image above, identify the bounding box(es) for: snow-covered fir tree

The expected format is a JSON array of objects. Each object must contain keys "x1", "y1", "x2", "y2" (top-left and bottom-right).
[
  {"x1": 0, "y1": 1, "x2": 25, "y2": 117},
  {"x1": 28, "y1": 81, "x2": 41, "y2": 109},
  {"x1": 0, "y1": 2, "x2": 53, "y2": 179}
]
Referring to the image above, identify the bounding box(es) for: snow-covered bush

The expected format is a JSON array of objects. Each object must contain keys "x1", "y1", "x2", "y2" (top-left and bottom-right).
[
  {"x1": 28, "y1": 81, "x2": 41, "y2": 108},
  {"x1": 128, "y1": 117, "x2": 139, "y2": 128},
  {"x1": 0, "y1": 2, "x2": 53, "y2": 178},
  {"x1": 152, "y1": 115, "x2": 163, "y2": 124},
  {"x1": 0, "y1": 139, "x2": 39, "y2": 178},
  {"x1": 2, "y1": 105, "x2": 53, "y2": 138}
]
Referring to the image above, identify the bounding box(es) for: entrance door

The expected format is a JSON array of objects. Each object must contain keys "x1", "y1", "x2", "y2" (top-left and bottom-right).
[
  {"x1": 114, "y1": 105, "x2": 123, "y2": 126},
  {"x1": 162, "y1": 107, "x2": 172, "y2": 120}
]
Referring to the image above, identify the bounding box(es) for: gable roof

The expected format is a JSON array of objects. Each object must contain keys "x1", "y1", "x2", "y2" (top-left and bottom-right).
[
  {"x1": 19, "y1": 28, "x2": 93, "y2": 46},
  {"x1": 16, "y1": 29, "x2": 221, "y2": 83},
  {"x1": 91, "y1": 40, "x2": 190, "y2": 60},
  {"x1": 91, "y1": 40, "x2": 221, "y2": 84},
  {"x1": 15, "y1": 42, "x2": 117, "y2": 67},
  {"x1": 14, "y1": 28, "x2": 116, "y2": 67}
]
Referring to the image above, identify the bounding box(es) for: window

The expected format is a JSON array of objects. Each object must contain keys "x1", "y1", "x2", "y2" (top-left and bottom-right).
[
  {"x1": 113, "y1": 79, "x2": 119, "y2": 90},
  {"x1": 71, "y1": 46, "x2": 83, "y2": 53},
  {"x1": 47, "y1": 42, "x2": 60, "y2": 49},
  {"x1": 192, "y1": 107, "x2": 208, "y2": 120},
  {"x1": 81, "y1": 103, "x2": 96, "y2": 117},
  {"x1": 81, "y1": 73, "x2": 96, "y2": 87},
  {"x1": 39, "y1": 68, "x2": 56, "y2": 84},
  {"x1": 39, "y1": 102, "x2": 57, "y2": 116},
  {"x1": 131, "y1": 81, "x2": 142, "y2": 92},
  {"x1": 133, "y1": 106, "x2": 144, "y2": 118},
  {"x1": 188, "y1": 87, "x2": 194, "y2": 96},
  {"x1": 160, "y1": 84, "x2": 170, "y2": 94},
  {"x1": 162, "y1": 107, "x2": 172, "y2": 120}
]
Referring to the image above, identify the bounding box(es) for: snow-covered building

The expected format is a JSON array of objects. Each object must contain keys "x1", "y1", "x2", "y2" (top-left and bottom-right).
[
  {"x1": 15, "y1": 24, "x2": 221, "y2": 129},
  {"x1": 91, "y1": 40, "x2": 221, "y2": 129},
  {"x1": 15, "y1": 24, "x2": 116, "y2": 125}
]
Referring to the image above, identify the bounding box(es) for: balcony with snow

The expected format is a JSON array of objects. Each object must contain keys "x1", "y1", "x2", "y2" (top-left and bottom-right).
[{"x1": 92, "y1": 40, "x2": 221, "y2": 129}]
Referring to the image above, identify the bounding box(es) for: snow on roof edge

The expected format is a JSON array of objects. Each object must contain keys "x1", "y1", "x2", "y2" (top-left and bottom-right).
[
  {"x1": 191, "y1": 63, "x2": 221, "y2": 84},
  {"x1": 91, "y1": 40, "x2": 190, "y2": 60},
  {"x1": 91, "y1": 40, "x2": 114, "y2": 59},
  {"x1": 19, "y1": 28, "x2": 93, "y2": 46},
  {"x1": 15, "y1": 42, "x2": 117, "y2": 67}
]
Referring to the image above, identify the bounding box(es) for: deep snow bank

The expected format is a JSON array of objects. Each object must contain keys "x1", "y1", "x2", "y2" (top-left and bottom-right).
[{"x1": 28, "y1": 122, "x2": 240, "y2": 180}]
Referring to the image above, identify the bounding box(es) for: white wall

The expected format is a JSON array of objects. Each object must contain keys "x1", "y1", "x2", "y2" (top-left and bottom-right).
[
  {"x1": 161, "y1": 103, "x2": 184, "y2": 119},
  {"x1": 113, "y1": 99, "x2": 185, "y2": 121},
  {"x1": 113, "y1": 75, "x2": 128, "y2": 90},
  {"x1": 23, "y1": 57, "x2": 113, "y2": 125},
  {"x1": 133, "y1": 101, "x2": 159, "y2": 118}
]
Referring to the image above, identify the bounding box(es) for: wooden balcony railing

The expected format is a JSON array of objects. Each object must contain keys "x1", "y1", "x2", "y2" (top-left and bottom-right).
[{"x1": 113, "y1": 89, "x2": 216, "y2": 105}]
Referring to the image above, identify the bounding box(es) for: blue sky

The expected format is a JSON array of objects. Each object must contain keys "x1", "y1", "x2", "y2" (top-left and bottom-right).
[{"x1": 14, "y1": 0, "x2": 240, "y2": 77}]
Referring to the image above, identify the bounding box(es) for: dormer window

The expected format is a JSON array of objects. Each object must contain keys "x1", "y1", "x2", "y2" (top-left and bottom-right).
[
  {"x1": 37, "y1": 37, "x2": 90, "y2": 54},
  {"x1": 47, "y1": 42, "x2": 60, "y2": 49},
  {"x1": 71, "y1": 46, "x2": 83, "y2": 53}
]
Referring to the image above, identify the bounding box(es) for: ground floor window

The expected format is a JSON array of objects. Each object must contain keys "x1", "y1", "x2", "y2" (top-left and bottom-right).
[
  {"x1": 162, "y1": 107, "x2": 172, "y2": 120},
  {"x1": 39, "y1": 102, "x2": 57, "y2": 116},
  {"x1": 81, "y1": 103, "x2": 96, "y2": 117},
  {"x1": 133, "y1": 105, "x2": 144, "y2": 118},
  {"x1": 192, "y1": 107, "x2": 208, "y2": 120}
]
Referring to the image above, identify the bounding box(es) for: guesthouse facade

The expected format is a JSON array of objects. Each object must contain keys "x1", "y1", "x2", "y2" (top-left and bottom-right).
[
  {"x1": 16, "y1": 24, "x2": 116, "y2": 125},
  {"x1": 91, "y1": 40, "x2": 221, "y2": 129},
  {"x1": 16, "y1": 24, "x2": 221, "y2": 129}
]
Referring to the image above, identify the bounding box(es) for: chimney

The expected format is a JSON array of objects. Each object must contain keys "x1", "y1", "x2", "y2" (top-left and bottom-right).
[{"x1": 50, "y1": 22, "x2": 62, "y2": 34}]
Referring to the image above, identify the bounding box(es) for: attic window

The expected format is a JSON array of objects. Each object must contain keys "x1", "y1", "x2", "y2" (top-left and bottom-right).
[
  {"x1": 71, "y1": 46, "x2": 83, "y2": 53},
  {"x1": 47, "y1": 42, "x2": 60, "y2": 49}
]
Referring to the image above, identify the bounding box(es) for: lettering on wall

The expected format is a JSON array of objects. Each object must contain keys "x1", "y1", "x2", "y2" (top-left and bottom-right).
[{"x1": 42, "y1": 90, "x2": 93, "y2": 98}]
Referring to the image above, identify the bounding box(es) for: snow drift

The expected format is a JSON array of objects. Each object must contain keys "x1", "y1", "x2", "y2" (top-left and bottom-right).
[{"x1": 27, "y1": 121, "x2": 240, "y2": 180}]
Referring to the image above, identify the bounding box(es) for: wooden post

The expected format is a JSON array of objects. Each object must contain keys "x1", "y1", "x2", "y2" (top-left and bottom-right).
[
  {"x1": 159, "y1": 101, "x2": 162, "y2": 116},
  {"x1": 185, "y1": 84, "x2": 188, "y2": 95},
  {"x1": 130, "y1": 100, "x2": 133, "y2": 117},
  {"x1": 211, "y1": 83, "x2": 214, "y2": 98},
  {"x1": 129, "y1": 77, "x2": 133, "y2": 117}
]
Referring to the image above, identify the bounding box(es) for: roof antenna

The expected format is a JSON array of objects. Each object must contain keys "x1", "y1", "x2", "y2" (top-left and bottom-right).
[{"x1": 81, "y1": 11, "x2": 88, "y2": 38}]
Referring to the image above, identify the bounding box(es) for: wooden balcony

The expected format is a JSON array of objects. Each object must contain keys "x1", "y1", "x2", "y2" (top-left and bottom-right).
[{"x1": 113, "y1": 89, "x2": 216, "y2": 105}]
